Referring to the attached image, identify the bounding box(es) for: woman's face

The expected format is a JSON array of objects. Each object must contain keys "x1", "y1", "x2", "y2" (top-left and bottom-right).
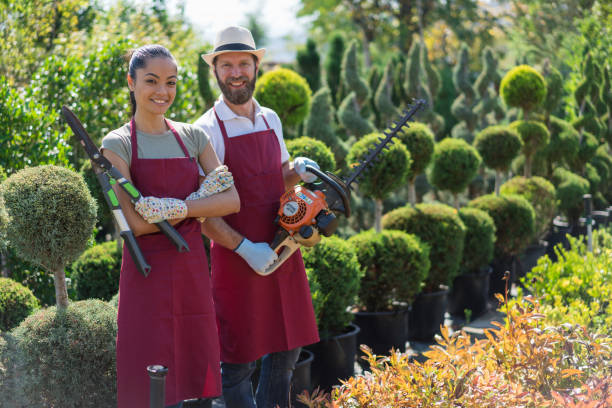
[{"x1": 128, "y1": 57, "x2": 177, "y2": 117}]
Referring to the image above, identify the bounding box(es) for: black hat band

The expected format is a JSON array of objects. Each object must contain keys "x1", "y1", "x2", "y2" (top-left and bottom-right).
[{"x1": 214, "y1": 43, "x2": 256, "y2": 52}]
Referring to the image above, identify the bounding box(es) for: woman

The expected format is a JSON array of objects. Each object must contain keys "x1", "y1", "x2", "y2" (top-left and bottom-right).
[{"x1": 102, "y1": 44, "x2": 240, "y2": 408}]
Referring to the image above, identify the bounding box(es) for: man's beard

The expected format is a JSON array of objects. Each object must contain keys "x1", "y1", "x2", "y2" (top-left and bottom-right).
[{"x1": 216, "y1": 72, "x2": 256, "y2": 105}]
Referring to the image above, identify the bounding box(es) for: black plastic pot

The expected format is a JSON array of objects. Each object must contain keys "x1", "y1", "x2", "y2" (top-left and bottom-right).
[
  {"x1": 408, "y1": 289, "x2": 448, "y2": 342},
  {"x1": 488, "y1": 255, "x2": 515, "y2": 298},
  {"x1": 305, "y1": 323, "x2": 359, "y2": 392},
  {"x1": 448, "y1": 267, "x2": 490, "y2": 319},
  {"x1": 592, "y1": 210, "x2": 609, "y2": 229},
  {"x1": 517, "y1": 241, "x2": 547, "y2": 279},
  {"x1": 353, "y1": 308, "x2": 410, "y2": 355},
  {"x1": 290, "y1": 349, "x2": 314, "y2": 408},
  {"x1": 546, "y1": 216, "x2": 572, "y2": 262}
]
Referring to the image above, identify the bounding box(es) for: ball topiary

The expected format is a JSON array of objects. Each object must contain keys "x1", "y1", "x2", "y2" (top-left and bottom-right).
[
  {"x1": 457, "y1": 207, "x2": 496, "y2": 273},
  {"x1": 302, "y1": 236, "x2": 363, "y2": 338},
  {"x1": 396, "y1": 121, "x2": 435, "y2": 182},
  {"x1": 254, "y1": 68, "x2": 312, "y2": 127},
  {"x1": 509, "y1": 120, "x2": 550, "y2": 177},
  {"x1": 552, "y1": 168, "x2": 590, "y2": 226},
  {"x1": 468, "y1": 194, "x2": 535, "y2": 257},
  {"x1": 474, "y1": 125, "x2": 523, "y2": 194},
  {"x1": 286, "y1": 136, "x2": 336, "y2": 173},
  {"x1": 430, "y1": 138, "x2": 481, "y2": 206},
  {"x1": 348, "y1": 229, "x2": 429, "y2": 312},
  {"x1": 382, "y1": 203, "x2": 465, "y2": 292},
  {"x1": 71, "y1": 241, "x2": 121, "y2": 301},
  {"x1": 500, "y1": 65, "x2": 547, "y2": 116},
  {"x1": 500, "y1": 176, "x2": 556, "y2": 242},
  {"x1": 11, "y1": 299, "x2": 117, "y2": 407},
  {"x1": 1, "y1": 165, "x2": 97, "y2": 308},
  {"x1": 0, "y1": 277, "x2": 39, "y2": 331}
]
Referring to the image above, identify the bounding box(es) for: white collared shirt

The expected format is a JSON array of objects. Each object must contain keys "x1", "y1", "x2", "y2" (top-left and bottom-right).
[{"x1": 193, "y1": 95, "x2": 290, "y2": 164}]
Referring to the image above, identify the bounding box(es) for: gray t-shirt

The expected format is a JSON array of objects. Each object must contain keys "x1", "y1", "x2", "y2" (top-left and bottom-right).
[{"x1": 101, "y1": 121, "x2": 210, "y2": 167}]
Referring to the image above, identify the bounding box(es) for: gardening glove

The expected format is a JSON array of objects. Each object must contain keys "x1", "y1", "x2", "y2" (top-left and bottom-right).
[
  {"x1": 234, "y1": 237, "x2": 278, "y2": 275},
  {"x1": 293, "y1": 157, "x2": 319, "y2": 183},
  {"x1": 134, "y1": 196, "x2": 187, "y2": 224},
  {"x1": 186, "y1": 165, "x2": 234, "y2": 201}
]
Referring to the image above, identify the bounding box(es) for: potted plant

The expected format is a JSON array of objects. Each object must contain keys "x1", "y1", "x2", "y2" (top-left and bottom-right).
[
  {"x1": 551, "y1": 167, "x2": 590, "y2": 238},
  {"x1": 448, "y1": 207, "x2": 496, "y2": 318},
  {"x1": 395, "y1": 122, "x2": 435, "y2": 205},
  {"x1": 382, "y1": 203, "x2": 465, "y2": 341},
  {"x1": 468, "y1": 194, "x2": 535, "y2": 297},
  {"x1": 302, "y1": 236, "x2": 363, "y2": 391},
  {"x1": 348, "y1": 229, "x2": 429, "y2": 357}
]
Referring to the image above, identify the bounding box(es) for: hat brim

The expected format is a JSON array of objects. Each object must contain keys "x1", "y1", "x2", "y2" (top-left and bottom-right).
[{"x1": 202, "y1": 48, "x2": 266, "y2": 66}]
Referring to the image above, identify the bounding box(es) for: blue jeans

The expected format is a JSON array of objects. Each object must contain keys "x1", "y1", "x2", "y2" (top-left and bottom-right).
[{"x1": 221, "y1": 347, "x2": 301, "y2": 408}]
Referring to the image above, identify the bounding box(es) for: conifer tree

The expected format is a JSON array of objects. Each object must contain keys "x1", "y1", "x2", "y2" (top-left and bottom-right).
[
  {"x1": 305, "y1": 87, "x2": 347, "y2": 166},
  {"x1": 297, "y1": 38, "x2": 321, "y2": 93},
  {"x1": 375, "y1": 61, "x2": 400, "y2": 128},
  {"x1": 391, "y1": 53, "x2": 408, "y2": 106},
  {"x1": 573, "y1": 54, "x2": 606, "y2": 143},
  {"x1": 338, "y1": 92, "x2": 375, "y2": 138},
  {"x1": 197, "y1": 49, "x2": 215, "y2": 110},
  {"x1": 474, "y1": 47, "x2": 504, "y2": 129},
  {"x1": 540, "y1": 60, "x2": 564, "y2": 127},
  {"x1": 368, "y1": 65, "x2": 382, "y2": 128},
  {"x1": 451, "y1": 43, "x2": 478, "y2": 142},
  {"x1": 341, "y1": 41, "x2": 370, "y2": 107},
  {"x1": 325, "y1": 32, "x2": 345, "y2": 107}
]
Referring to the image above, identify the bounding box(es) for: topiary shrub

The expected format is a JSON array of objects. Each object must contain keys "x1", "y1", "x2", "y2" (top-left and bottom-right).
[
  {"x1": 500, "y1": 65, "x2": 547, "y2": 118},
  {"x1": 305, "y1": 87, "x2": 336, "y2": 148},
  {"x1": 286, "y1": 136, "x2": 336, "y2": 173},
  {"x1": 348, "y1": 229, "x2": 429, "y2": 312},
  {"x1": 347, "y1": 132, "x2": 411, "y2": 231},
  {"x1": 382, "y1": 203, "x2": 465, "y2": 292},
  {"x1": 536, "y1": 116, "x2": 579, "y2": 177},
  {"x1": 430, "y1": 138, "x2": 481, "y2": 208},
  {"x1": 1, "y1": 165, "x2": 97, "y2": 308},
  {"x1": 254, "y1": 68, "x2": 312, "y2": 128},
  {"x1": 468, "y1": 194, "x2": 535, "y2": 258},
  {"x1": 395, "y1": 121, "x2": 435, "y2": 205},
  {"x1": 474, "y1": 125, "x2": 523, "y2": 194},
  {"x1": 338, "y1": 91, "x2": 375, "y2": 138},
  {"x1": 11, "y1": 299, "x2": 117, "y2": 407},
  {"x1": 0, "y1": 277, "x2": 39, "y2": 331},
  {"x1": 552, "y1": 168, "x2": 590, "y2": 226},
  {"x1": 341, "y1": 40, "x2": 369, "y2": 106},
  {"x1": 457, "y1": 207, "x2": 496, "y2": 273},
  {"x1": 302, "y1": 236, "x2": 363, "y2": 338},
  {"x1": 500, "y1": 176, "x2": 557, "y2": 242},
  {"x1": 509, "y1": 120, "x2": 550, "y2": 178},
  {"x1": 71, "y1": 241, "x2": 121, "y2": 301}
]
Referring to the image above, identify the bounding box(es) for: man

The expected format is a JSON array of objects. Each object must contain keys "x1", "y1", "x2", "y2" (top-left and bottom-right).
[{"x1": 194, "y1": 26, "x2": 320, "y2": 408}]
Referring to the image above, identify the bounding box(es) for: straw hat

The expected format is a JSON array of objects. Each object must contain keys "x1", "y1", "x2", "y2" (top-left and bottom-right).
[{"x1": 202, "y1": 26, "x2": 266, "y2": 66}]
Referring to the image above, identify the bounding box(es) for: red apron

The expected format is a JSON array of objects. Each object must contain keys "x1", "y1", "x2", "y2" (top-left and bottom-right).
[
  {"x1": 116, "y1": 118, "x2": 221, "y2": 407},
  {"x1": 210, "y1": 109, "x2": 319, "y2": 364}
]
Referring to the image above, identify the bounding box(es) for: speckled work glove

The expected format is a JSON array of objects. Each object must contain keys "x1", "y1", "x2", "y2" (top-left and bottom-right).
[
  {"x1": 134, "y1": 196, "x2": 187, "y2": 223},
  {"x1": 186, "y1": 165, "x2": 234, "y2": 201},
  {"x1": 293, "y1": 157, "x2": 320, "y2": 183}
]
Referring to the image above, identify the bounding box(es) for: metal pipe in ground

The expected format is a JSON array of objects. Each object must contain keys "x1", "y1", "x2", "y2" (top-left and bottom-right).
[
  {"x1": 148, "y1": 364, "x2": 168, "y2": 408},
  {"x1": 583, "y1": 194, "x2": 593, "y2": 252}
]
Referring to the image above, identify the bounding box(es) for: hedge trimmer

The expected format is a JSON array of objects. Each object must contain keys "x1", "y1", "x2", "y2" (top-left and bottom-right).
[
  {"x1": 61, "y1": 106, "x2": 190, "y2": 277},
  {"x1": 259, "y1": 99, "x2": 427, "y2": 276}
]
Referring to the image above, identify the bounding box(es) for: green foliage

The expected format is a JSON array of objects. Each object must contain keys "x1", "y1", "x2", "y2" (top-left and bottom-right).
[
  {"x1": 286, "y1": 137, "x2": 336, "y2": 173},
  {"x1": 451, "y1": 43, "x2": 478, "y2": 141},
  {"x1": 348, "y1": 229, "x2": 429, "y2": 312},
  {"x1": 500, "y1": 65, "x2": 547, "y2": 116},
  {"x1": 468, "y1": 194, "x2": 535, "y2": 257},
  {"x1": 541, "y1": 62, "x2": 564, "y2": 118},
  {"x1": 305, "y1": 87, "x2": 336, "y2": 147},
  {"x1": 3, "y1": 247, "x2": 57, "y2": 307},
  {"x1": 374, "y1": 62, "x2": 400, "y2": 127},
  {"x1": 383, "y1": 203, "x2": 466, "y2": 292},
  {"x1": 1, "y1": 165, "x2": 97, "y2": 272},
  {"x1": 0, "y1": 278, "x2": 39, "y2": 331},
  {"x1": 395, "y1": 122, "x2": 435, "y2": 181},
  {"x1": 458, "y1": 207, "x2": 496, "y2": 273},
  {"x1": 341, "y1": 41, "x2": 369, "y2": 106},
  {"x1": 500, "y1": 176, "x2": 557, "y2": 241},
  {"x1": 324, "y1": 32, "x2": 345, "y2": 106},
  {"x1": 71, "y1": 241, "x2": 121, "y2": 301},
  {"x1": 430, "y1": 138, "x2": 482, "y2": 195},
  {"x1": 391, "y1": 53, "x2": 408, "y2": 106},
  {"x1": 80, "y1": 160, "x2": 114, "y2": 237},
  {"x1": 510, "y1": 120, "x2": 550, "y2": 160},
  {"x1": 569, "y1": 131, "x2": 599, "y2": 172},
  {"x1": 296, "y1": 38, "x2": 321, "y2": 93},
  {"x1": 254, "y1": 68, "x2": 312, "y2": 127},
  {"x1": 109, "y1": 292, "x2": 119, "y2": 308},
  {"x1": 10, "y1": 299, "x2": 117, "y2": 407},
  {"x1": 474, "y1": 125, "x2": 523, "y2": 171},
  {"x1": 537, "y1": 116, "x2": 580, "y2": 174},
  {"x1": 302, "y1": 236, "x2": 362, "y2": 338},
  {"x1": 197, "y1": 48, "x2": 215, "y2": 109},
  {"x1": 552, "y1": 168, "x2": 590, "y2": 225},
  {"x1": 474, "y1": 47, "x2": 504, "y2": 129},
  {"x1": 346, "y1": 133, "x2": 411, "y2": 200},
  {"x1": 338, "y1": 92, "x2": 375, "y2": 138}
]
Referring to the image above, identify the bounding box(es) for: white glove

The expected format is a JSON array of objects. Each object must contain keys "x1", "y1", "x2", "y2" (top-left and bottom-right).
[
  {"x1": 134, "y1": 196, "x2": 187, "y2": 223},
  {"x1": 234, "y1": 237, "x2": 278, "y2": 275},
  {"x1": 186, "y1": 165, "x2": 234, "y2": 201},
  {"x1": 293, "y1": 157, "x2": 319, "y2": 183}
]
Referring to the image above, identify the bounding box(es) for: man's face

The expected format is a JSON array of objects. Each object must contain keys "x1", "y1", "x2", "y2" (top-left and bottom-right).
[{"x1": 214, "y1": 52, "x2": 258, "y2": 105}]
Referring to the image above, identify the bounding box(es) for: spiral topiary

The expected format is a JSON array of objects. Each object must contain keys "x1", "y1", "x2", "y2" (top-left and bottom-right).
[
  {"x1": 500, "y1": 176, "x2": 556, "y2": 242},
  {"x1": 1, "y1": 165, "x2": 97, "y2": 308},
  {"x1": 305, "y1": 87, "x2": 336, "y2": 148},
  {"x1": 500, "y1": 65, "x2": 547, "y2": 118},
  {"x1": 296, "y1": 38, "x2": 321, "y2": 93},
  {"x1": 474, "y1": 47, "x2": 504, "y2": 129},
  {"x1": 451, "y1": 43, "x2": 478, "y2": 142},
  {"x1": 457, "y1": 207, "x2": 496, "y2": 273},
  {"x1": 541, "y1": 61, "x2": 564, "y2": 121},
  {"x1": 537, "y1": 116, "x2": 579, "y2": 176},
  {"x1": 430, "y1": 138, "x2": 481, "y2": 207},
  {"x1": 382, "y1": 203, "x2": 465, "y2": 292},
  {"x1": 0, "y1": 277, "x2": 39, "y2": 331},
  {"x1": 374, "y1": 61, "x2": 400, "y2": 127},
  {"x1": 348, "y1": 229, "x2": 429, "y2": 312},
  {"x1": 395, "y1": 121, "x2": 435, "y2": 204},
  {"x1": 302, "y1": 236, "x2": 363, "y2": 338},
  {"x1": 338, "y1": 92, "x2": 375, "y2": 138},
  {"x1": 286, "y1": 136, "x2": 336, "y2": 173},
  {"x1": 474, "y1": 125, "x2": 523, "y2": 194},
  {"x1": 569, "y1": 131, "x2": 599, "y2": 173},
  {"x1": 254, "y1": 68, "x2": 312, "y2": 127},
  {"x1": 468, "y1": 194, "x2": 535, "y2": 257},
  {"x1": 324, "y1": 32, "x2": 346, "y2": 106},
  {"x1": 71, "y1": 241, "x2": 121, "y2": 301},
  {"x1": 510, "y1": 120, "x2": 550, "y2": 178},
  {"x1": 341, "y1": 40, "x2": 369, "y2": 106}
]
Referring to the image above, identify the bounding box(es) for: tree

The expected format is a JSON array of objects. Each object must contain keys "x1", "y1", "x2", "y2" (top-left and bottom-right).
[
  {"x1": 324, "y1": 32, "x2": 346, "y2": 107},
  {"x1": 451, "y1": 43, "x2": 478, "y2": 142},
  {"x1": 297, "y1": 38, "x2": 321, "y2": 93},
  {"x1": 474, "y1": 47, "x2": 504, "y2": 130},
  {"x1": 374, "y1": 62, "x2": 400, "y2": 128}
]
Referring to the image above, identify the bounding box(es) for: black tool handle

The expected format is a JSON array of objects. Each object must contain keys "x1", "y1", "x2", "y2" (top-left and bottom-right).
[
  {"x1": 121, "y1": 230, "x2": 152, "y2": 277},
  {"x1": 305, "y1": 165, "x2": 351, "y2": 217},
  {"x1": 147, "y1": 365, "x2": 168, "y2": 408}
]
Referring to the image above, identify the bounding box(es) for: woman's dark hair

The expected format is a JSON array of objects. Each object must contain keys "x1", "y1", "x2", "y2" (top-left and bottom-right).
[{"x1": 124, "y1": 44, "x2": 177, "y2": 116}]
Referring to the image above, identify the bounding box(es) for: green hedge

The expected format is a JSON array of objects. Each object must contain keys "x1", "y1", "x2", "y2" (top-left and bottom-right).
[
  {"x1": 254, "y1": 68, "x2": 311, "y2": 127},
  {"x1": 0, "y1": 278, "x2": 39, "y2": 331},
  {"x1": 458, "y1": 207, "x2": 496, "y2": 273},
  {"x1": 71, "y1": 241, "x2": 121, "y2": 301},
  {"x1": 287, "y1": 136, "x2": 336, "y2": 174}
]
